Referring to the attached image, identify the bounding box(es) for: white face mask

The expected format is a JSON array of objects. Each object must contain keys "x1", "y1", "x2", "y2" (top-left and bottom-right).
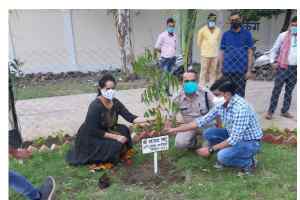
[
  {"x1": 213, "y1": 96, "x2": 225, "y2": 105},
  {"x1": 101, "y1": 89, "x2": 115, "y2": 101}
]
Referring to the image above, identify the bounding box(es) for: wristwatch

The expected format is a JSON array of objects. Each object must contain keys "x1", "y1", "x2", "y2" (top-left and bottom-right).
[{"x1": 208, "y1": 146, "x2": 215, "y2": 154}]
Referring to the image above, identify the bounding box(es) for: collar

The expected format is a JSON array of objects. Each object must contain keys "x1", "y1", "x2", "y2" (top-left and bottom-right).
[
  {"x1": 180, "y1": 89, "x2": 200, "y2": 101},
  {"x1": 222, "y1": 94, "x2": 238, "y2": 109},
  {"x1": 230, "y1": 27, "x2": 244, "y2": 33},
  {"x1": 164, "y1": 31, "x2": 176, "y2": 37}
]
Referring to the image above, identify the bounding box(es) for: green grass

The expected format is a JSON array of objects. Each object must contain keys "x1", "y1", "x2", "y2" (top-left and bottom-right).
[
  {"x1": 15, "y1": 79, "x2": 148, "y2": 100},
  {"x1": 9, "y1": 141, "x2": 296, "y2": 200}
]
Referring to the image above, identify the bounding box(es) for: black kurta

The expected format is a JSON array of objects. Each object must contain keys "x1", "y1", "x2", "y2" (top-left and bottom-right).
[{"x1": 66, "y1": 97, "x2": 137, "y2": 165}]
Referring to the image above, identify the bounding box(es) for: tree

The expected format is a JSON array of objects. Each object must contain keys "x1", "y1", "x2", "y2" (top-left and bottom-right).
[
  {"x1": 238, "y1": 9, "x2": 295, "y2": 33},
  {"x1": 178, "y1": 9, "x2": 198, "y2": 71},
  {"x1": 109, "y1": 9, "x2": 135, "y2": 77},
  {"x1": 133, "y1": 49, "x2": 180, "y2": 134},
  {"x1": 280, "y1": 9, "x2": 293, "y2": 32}
]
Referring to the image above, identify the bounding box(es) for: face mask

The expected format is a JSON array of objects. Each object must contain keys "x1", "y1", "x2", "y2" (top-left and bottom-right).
[
  {"x1": 212, "y1": 96, "x2": 225, "y2": 105},
  {"x1": 208, "y1": 21, "x2": 216, "y2": 28},
  {"x1": 183, "y1": 81, "x2": 198, "y2": 95},
  {"x1": 101, "y1": 89, "x2": 115, "y2": 101},
  {"x1": 231, "y1": 21, "x2": 241, "y2": 30},
  {"x1": 291, "y1": 26, "x2": 297, "y2": 35},
  {"x1": 167, "y1": 27, "x2": 175, "y2": 34}
]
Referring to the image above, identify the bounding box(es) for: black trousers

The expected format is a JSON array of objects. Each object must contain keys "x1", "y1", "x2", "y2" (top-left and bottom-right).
[
  {"x1": 268, "y1": 66, "x2": 297, "y2": 114},
  {"x1": 223, "y1": 72, "x2": 246, "y2": 98}
]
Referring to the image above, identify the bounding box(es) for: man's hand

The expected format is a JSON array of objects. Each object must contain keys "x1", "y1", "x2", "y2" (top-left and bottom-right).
[
  {"x1": 271, "y1": 62, "x2": 278, "y2": 72},
  {"x1": 196, "y1": 147, "x2": 210, "y2": 157},
  {"x1": 245, "y1": 71, "x2": 255, "y2": 80},
  {"x1": 164, "y1": 120, "x2": 172, "y2": 129},
  {"x1": 163, "y1": 127, "x2": 177, "y2": 135}
]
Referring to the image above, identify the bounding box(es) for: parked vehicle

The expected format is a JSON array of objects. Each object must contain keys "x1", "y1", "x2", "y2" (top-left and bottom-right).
[{"x1": 253, "y1": 48, "x2": 275, "y2": 81}]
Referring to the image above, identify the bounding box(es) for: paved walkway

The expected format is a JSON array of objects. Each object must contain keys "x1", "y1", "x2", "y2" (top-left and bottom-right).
[{"x1": 16, "y1": 80, "x2": 297, "y2": 141}]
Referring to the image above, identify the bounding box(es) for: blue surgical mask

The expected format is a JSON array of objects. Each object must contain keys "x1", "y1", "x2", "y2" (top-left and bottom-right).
[
  {"x1": 208, "y1": 21, "x2": 216, "y2": 28},
  {"x1": 291, "y1": 26, "x2": 297, "y2": 35},
  {"x1": 183, "y1": 81, "x2": 198, "y2": 95},
  {"x1": 167, "y1": 27, "x2": 175, "y2": 34}
]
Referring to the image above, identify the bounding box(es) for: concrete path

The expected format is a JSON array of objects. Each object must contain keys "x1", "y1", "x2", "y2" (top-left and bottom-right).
[{"x1": 16, "y1": 80, "x2": 297, "y2": 141}]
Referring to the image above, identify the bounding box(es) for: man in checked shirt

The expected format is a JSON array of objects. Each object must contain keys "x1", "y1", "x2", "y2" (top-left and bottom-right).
[{"x1": 165, "y1": 79, "x2": 263, "y2": 174}]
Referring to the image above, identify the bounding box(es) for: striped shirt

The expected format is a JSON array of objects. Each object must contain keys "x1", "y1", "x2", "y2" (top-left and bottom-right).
[{"x1": 195, "y1": 94, "x2": 263, "y2": 145}]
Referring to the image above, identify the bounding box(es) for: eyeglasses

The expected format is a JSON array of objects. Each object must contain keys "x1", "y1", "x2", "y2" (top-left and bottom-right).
[{"x1": 184, "y1": 80, "x2": 197, "y2": 83}]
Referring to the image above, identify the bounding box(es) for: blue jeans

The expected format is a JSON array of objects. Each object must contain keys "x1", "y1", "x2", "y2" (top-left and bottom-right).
[
  {"x1": 203, "y1": 128, "x2": 261, "y2": 170},
  {"x1": 9, "y1": 171, "x2": 41, "y2": 200},
  {"x1": 159, "y1": 57, "x2": 176, "y2": 72}
]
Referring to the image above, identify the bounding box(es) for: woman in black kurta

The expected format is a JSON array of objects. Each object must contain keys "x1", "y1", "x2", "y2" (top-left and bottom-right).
[{"x1": 66, "y1": 74, "x2": 147, "y2": 165}]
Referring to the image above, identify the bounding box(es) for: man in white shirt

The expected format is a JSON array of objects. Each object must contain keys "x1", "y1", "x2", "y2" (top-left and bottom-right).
[
  {"x1": 155, "y1": 18, "x2": 177, "y2": 73},
  {"x1": 266, "y1": 16, "x2": 297, "y2": 120}
]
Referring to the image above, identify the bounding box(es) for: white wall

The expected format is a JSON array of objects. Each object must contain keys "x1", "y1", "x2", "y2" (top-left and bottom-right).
[
  {"x1": 9, "y1": 10, "x2": 70, "y2": 73},
  {"x1": 9, "y1": 9, "x2": 293, "y2": 74}
]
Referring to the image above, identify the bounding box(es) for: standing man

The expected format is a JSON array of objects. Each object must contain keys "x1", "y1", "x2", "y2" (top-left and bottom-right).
[
  {"x1": 197, "y1": 13, "x2": 221, "y2": 87},
  {"x1": 155, "y1": 18, "x2": 177, "y2": 73},
  {"x1": 219, "y1": 11, "x2": 254, "y2": 97},
  {"x1": 266, "y1": 16, "x2": 297, "y2": 120},
  {"x1": 165, "y1": 80, "x2": 262, "y2": 174},
  {"x1": 167, "y1": 70, "x2": 215, "y2": 149}
]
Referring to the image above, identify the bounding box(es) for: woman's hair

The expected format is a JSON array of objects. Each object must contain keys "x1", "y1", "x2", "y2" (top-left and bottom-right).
[{"x1": 97, "y1": 73, "x2": 116, "y2": 96}]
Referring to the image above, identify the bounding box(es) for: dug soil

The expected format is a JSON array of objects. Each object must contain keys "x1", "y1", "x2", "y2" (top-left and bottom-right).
[{"x1": 121, "y1": 157, "x2": 185, "y2": 189}]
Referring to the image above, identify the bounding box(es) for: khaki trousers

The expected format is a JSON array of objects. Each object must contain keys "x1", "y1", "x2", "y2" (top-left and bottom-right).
[{"x1": 199, "y1": 56, "x2": 219, "y2": 87}]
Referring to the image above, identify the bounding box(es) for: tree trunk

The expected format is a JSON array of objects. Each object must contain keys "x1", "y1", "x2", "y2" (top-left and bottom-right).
[
  {"x1": 112, "y1": 9, "x2": 134, "y2": 77},
  {"x1": 280, "y1": 9, "x2": 292, "y2": 33},
  {"x1": 9, "y1": 69, "x2": 23, "y2": 148}
]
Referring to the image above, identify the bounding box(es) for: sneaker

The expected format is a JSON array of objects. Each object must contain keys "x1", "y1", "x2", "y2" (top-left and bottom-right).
[
  {"x1": 251, "y1": 157, "x2": 258, "y2": 169},
  {"x1": 213, "y1": 162, "x2": 224, "y2": 170},
  {"x1": 281, "y1": 112, "x2": 294, "y2": 119},
  {"x1": 39, "y1": 176, "x2": 56, "y2": 200},
  {"x1": 265, "y1": 112, "x2": 273, "y2": 120},
  {"x1": 241, "y1": 157, "x2": 258, "y2": 176}
]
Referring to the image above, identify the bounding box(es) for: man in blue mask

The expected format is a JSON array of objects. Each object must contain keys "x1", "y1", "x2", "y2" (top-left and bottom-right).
[
  {"x1": 155, "y1": 18, "x2": 177, "y2": 73},
  {"x1": 166, "y1": 70, "x2": 216, "y2": 150}
]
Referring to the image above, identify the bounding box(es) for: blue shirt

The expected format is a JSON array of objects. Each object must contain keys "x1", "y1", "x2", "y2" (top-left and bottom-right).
[
  {"x1": 220, "y1": 28, "x2": 254, "y2": 73},
  {"x1": 195, "y1": 95, "x2": 262, "y2": 146}
]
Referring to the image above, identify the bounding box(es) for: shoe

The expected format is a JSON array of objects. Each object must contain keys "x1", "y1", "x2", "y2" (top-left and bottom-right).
[
  {"x1": 213, "y1": 162, "x2": 224, "y2": 170},
  {"x1": 281, "y1": 112, "x2": 293, "y2": 119},
  {"x1": 265, "y1": 112, "x2": 273, "y2": 120},
  {"x1": 241, "y1": 157, "x2": 258, "y2": 176},
  {"x1": 39, "y1": 176, "x2": 56, "y2": 200}
]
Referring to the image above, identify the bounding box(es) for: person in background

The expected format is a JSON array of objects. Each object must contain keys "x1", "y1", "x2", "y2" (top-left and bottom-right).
[
  {"x1": 165, "y1": 79, "x2": 262, "y2": 174},
  {"x1": 155, "y1": 17, "x2": 177, "y2": 73},
  {"x1": 166, "y1": 70, "x2": 215, "y2": 149},
  {"x1": 219, "y1": 11, "x2": 254, "y2": 98},
  {"x1": 9, "y1": 147, "x2": 56, "y2": 200},
  {"x1": 197, "y1": 13, "x2": 221, "y2": 88},
  {"x1": 66, "y1": 74, "x2": 151, "y2": 166},
  {"x1": 265, "y1": 16, "x2": 297, "y2": 120}
]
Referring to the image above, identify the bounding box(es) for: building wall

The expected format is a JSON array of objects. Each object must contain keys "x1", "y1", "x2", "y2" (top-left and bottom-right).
[{"x1": 9, "y1": 9, "x2": 294, "y2": 74}]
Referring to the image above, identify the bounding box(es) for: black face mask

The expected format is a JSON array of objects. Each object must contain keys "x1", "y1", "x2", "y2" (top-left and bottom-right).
[{"x1": 231, "y1": 21, "x2": 241, "y2": 30}]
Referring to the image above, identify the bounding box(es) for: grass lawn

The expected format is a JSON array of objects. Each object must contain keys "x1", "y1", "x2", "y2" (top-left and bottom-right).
[
  {"x1": 9, "y1": 138, "x2": 296, "y2": 200},
  {"x1": 15, "y1": 79, "x2": 148, "y2": 100}
]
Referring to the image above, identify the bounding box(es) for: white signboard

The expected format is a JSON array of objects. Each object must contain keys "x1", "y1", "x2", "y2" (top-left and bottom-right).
[{"x1": 142, "y1": 135, "x2": 169, "y2": 154}]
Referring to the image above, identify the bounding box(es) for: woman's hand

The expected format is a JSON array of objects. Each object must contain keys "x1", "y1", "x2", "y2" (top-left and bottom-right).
[
  {"x1": 113, "y1": 135, "x2": 128, "y2": 144},
  {"x1": 104, "y1": 132, "x2": 128, "y2": 144}
]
